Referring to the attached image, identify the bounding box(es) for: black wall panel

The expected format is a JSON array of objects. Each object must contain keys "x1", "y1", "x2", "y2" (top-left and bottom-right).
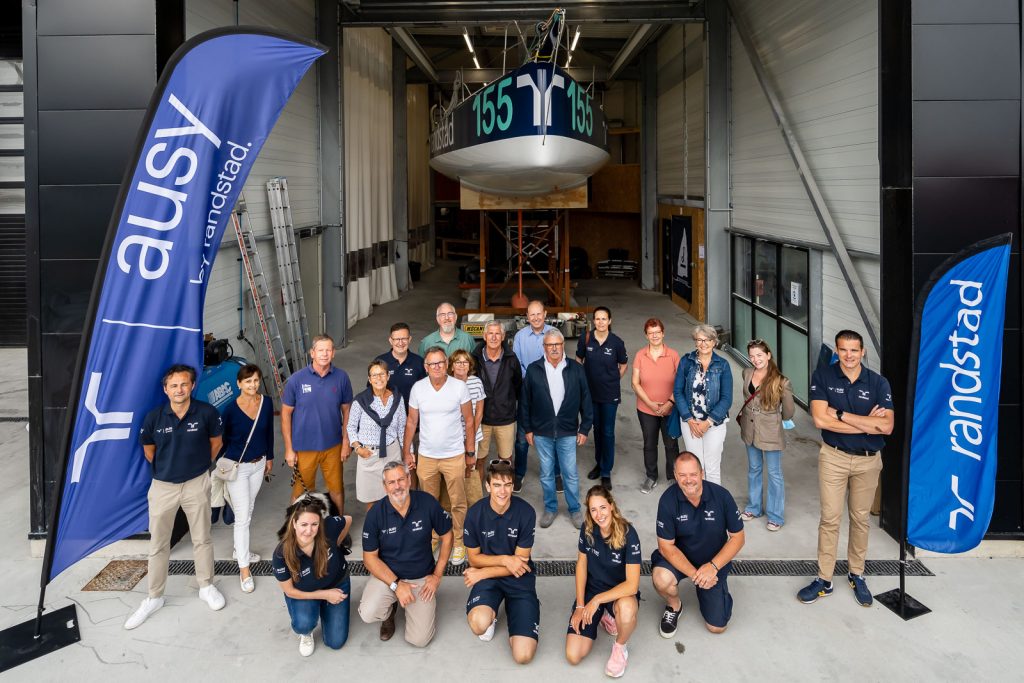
[
  {"x1": 25, "y1": 0, "x2": 168, "y2": 536},
  {"x1": 883, "y1": 1, "x2": 1024, "y2": 538}
]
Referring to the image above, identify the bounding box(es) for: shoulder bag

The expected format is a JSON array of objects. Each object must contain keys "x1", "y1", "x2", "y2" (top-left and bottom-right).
[{"x1": 213, "y1": 395, "x2": 263, "y2": 481}]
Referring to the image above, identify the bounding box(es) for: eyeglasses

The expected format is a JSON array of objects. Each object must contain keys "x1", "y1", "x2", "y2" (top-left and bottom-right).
[
  {"x1": 369, "y1": 372, "x2": 389, "y2": 379},
  {"x1": 453, "y1": 360, "x2": 470, "y2": 365},
  {"x1": 694, "y1": 338, "x2": 714, "y2": 344},
  {"x1": 436, "y1": 312, "x2": 457, "y2": 319},
  {"x1": 748, "y1": 338, "x2": 765, "y2": 346},
  {"x1": 488, "y1": 459, "x2": 513, "y2": 467},
  {"x1": 426, "y1": 361, "x2": 446, "y2": 368},
  {"x1": 544, "y1": 343, "x2": 563, "y2": 348},
  {"x1": 390, "y1": 336, "x2": 410, "y2": 343}
]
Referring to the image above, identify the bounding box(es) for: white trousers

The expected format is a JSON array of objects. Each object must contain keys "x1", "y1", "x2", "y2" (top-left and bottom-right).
[
  {"x1": 225, "y1": 458, "x2": 265, "y2": 568},
  {"x1": 680, "y1": 422, "x2": 728, "y2": 485}
]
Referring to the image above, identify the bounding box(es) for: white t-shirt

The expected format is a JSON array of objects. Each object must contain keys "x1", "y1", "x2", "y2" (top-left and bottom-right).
[
  {"x1": 463, "y1": 375, "x2": 487, "y2": 445},
  {"x1": 409, "y1": 376, "x2": 472, "y2": 457}
]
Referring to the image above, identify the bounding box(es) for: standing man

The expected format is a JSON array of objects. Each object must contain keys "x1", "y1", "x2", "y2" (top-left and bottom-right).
[
  {"x1": 418, "y1": 302, "x2": 476, "y2": 358},
  {"x1": 511, "y1": 300, "x2": 558, "y2": 493},
  {"x1": 651, "y1": 452, "x2": 745, "y2": 637},
  {"x1": 575, "y1": 306, "x2": 628, "y2": 490},
  {"x1": 463, "y1": 460, "x2": 539, "y2": 664},
  {"x1": 375, "y1": 322, "x2": 426, "y2": 408},
  {"x1": 359, "y1": 462, "x2": 454, "y2": 647},
  {"x1": 798, "y1": 330, "x2": 894, "y2": 607},
  {"x1": 404, "y1": 347, "x2": 476, "y2": 566},
  {"x1": 282, "y1": 334, "x2": 353, "y2": 515},
  {"x1": 519, "y1": 329, "x2": 593, "y2": 529},
  {"x1": 125, "y1": 364, "x2": 226, "y2": 629},
  {"x1": 472, "y1": 321, "x2": 522, "y2": 490}
]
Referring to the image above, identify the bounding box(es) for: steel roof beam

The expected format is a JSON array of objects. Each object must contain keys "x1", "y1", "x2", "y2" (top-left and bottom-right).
[
  {"x1": 388, "y1": 26, "x2": 439, "y2": 83},
  {"x1": 340, "y1": 1, "x2": 704, "y2": 26},
  {"x1": 608, "y1": 24, "x2": 661, "y2": 82}
]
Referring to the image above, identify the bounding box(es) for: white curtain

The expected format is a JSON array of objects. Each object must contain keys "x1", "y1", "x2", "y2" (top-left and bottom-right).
[{"x1": 344, "y1": 28, "x2": 397, "y2": 326}]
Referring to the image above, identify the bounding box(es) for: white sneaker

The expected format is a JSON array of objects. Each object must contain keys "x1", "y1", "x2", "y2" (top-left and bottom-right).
[
  {"x1": 199, "y1": 584, "x2": 226, "y2": 611},
  {"x1": 451, "y1": 545, "x2": 467, "y2": 566},
  {"x1": 124, "y1": 596, "x2": 164, "y2": 630},
  {"x1": 298, "y1": 633, "x2": 315, "y2": 657},
  {"x1": 240, "y1": 573, "x2": 255, "y2": 594},
  {"x1": 232, "y1": 550, "x2": 261, "y2": 563},
  {"x1": 478, "y1": 618, "x2": 497, "y2": 642}
]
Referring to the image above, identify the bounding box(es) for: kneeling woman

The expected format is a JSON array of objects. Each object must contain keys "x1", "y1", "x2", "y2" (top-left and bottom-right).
[
  {"x1": 272, "y1": 495, "x2": 353, "y2": 656},
  {"x1": 566, "y1": 486, "x2": 641, "y2": 678}
]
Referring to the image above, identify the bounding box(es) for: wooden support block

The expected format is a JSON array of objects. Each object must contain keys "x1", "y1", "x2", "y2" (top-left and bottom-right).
[{"x1": 460, "y1": 184, "x2": 589, "y2": 210}]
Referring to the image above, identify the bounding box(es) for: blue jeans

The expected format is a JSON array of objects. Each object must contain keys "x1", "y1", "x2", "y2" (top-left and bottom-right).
[
  {"x1": 534, "y1": 435, "x2": 580, "y2": 513},
  {"x1": 591, "y1": 401, "x2": 619, "y2": 477},
  {"x1": 515, "y1": 422, "x2": 559, "y2": 479},
  {"x1": 745, "y1": 445, "x2": 784, "y2": 526},
  {"x1": 284, "y1": 576, "x2": 351, "y2": 649}
]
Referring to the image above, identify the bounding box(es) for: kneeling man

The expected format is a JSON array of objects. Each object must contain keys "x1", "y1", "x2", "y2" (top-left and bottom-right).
[
  {"x1": 651, "y1": 452, "x2": 744, "y2": 636},
  {"x1": 359, "y1": 462, "x2": 453, "y2": 647},
  {"x1": 463, "y1": 459, "x2": 540, "y2": 664}
]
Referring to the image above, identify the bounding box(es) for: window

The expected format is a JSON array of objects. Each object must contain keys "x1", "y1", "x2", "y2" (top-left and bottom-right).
[{"x1": 731, "y1": 235, "x2": 810, "y2": 403}]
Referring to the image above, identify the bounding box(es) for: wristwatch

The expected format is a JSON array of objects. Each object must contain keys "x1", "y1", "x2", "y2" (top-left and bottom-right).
[
  {"x1": 836, "y1": 410, "x2": 845, "y2": 422},
  {"x1": 389, "y1": 580, "x2": 399, "y2": 592},
  {"x1": 466, "y1": 451, "x2": 476, "y2": 458}
]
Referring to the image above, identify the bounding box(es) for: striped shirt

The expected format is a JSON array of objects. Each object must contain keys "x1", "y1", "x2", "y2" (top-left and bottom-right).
[{"x1": 463, "y1": 375, "x2": 487, "y2": 445}]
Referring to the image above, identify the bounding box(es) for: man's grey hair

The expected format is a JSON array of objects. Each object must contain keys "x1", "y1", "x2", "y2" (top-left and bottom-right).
[
  {"x1": 692, "y1": 324, "x2": 719, "y2": 344},
  {"x1": 543, "y1": 328, "x2": 565, "y2": 344},
  {"x1": 484, "y1": 320, "x2": 505, "y2": 334},
  {"x1": 382, "y1": 460, "x2": 408, "y2": 480},
  {"x1": 436, "y1": 302, "x2": 456, "y2": 315}
]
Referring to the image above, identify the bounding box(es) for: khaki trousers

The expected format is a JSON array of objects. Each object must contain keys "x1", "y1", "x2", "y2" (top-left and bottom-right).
[
  {"x1": 358, "y1": 575, "x2": 437, "y2": 647},
  {"x1": 147, "y1": 472, "x2": 214, "y2": 598},
  {"x1": 479, "y1": 423, "x2": 516, "y2": 461},
  {"x1": 418, "y1": 453, "x2": 468, "y2": 548},
  {"x1": 816, "y1": 443, "x2": 883, "y2": 580}
]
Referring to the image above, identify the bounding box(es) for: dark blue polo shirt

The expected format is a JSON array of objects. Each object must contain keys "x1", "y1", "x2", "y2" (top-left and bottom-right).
[
  {"x1": 282, "y1": 364, "x2": 353, "y2": 451},
  {"x1": 272, "y1": 516, "x2": 349, "y2": 592},
  {"x1": 464, "y1": 497, "x2": 537, "y2": 588},
  {"x1": 139, "y1": 400, "x2": 223, "y2": 483},
  {"x1": 576, "y1": 331, "x2": 628, "y2": 403},
  {"x1": 580, "y1": 523, "x2": 642, "y2": 595},
  {"x1": 373, "y1": 350, "x2": 426, "y2": 407},
  {"x1": 362, "y1": 490, "x2": 452, "y2": 580},
  {"x1": 655, "y1": 481, "x2": 743, "y2": 569},
  {"x1": 809, "y1": 362, "x2": 894, "y2": 453}
]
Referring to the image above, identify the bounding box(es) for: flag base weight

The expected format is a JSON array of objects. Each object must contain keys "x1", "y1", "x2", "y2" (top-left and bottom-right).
[
  {"x1": 875, "y1": 588, "x2": 931, "y2": 621},
  {"x1": 0, "y1": 604, "x2": 81, "y2": 673}
]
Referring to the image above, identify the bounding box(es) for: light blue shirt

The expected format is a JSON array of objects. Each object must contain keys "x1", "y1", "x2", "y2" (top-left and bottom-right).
[
  {"x1": 544, "y1": 357, "x2": 567, "y2": 414},
  {"x1": 513, "y1": 324, "x2": 555, "y2": 378}
]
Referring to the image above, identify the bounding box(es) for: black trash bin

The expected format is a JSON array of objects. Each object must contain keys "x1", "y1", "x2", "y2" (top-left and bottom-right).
[{"x1": 409, "y1": 260, "x2": 422, "y2": 281}]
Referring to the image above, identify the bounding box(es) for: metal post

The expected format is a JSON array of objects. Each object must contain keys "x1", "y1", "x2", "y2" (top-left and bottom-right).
[{"x1": 479, "y1": 211, "x2": 487, "y2": 310}]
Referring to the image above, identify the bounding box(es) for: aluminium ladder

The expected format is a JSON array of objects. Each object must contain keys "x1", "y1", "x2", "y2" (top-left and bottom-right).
[
  {"x1": 232, "y1": 196, "x2": 290, "y2": 396},
  {"x1": 266, "y1": 177, "x2": 310, "y2": 363}
]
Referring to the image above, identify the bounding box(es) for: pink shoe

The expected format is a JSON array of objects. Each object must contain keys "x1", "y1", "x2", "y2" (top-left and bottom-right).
[
  {"x1": 605, "y1": 642, "x2": 628, "y2": 678},
  {"x1": 600, "y1": 611, "x2": 618, "y2": 636}
]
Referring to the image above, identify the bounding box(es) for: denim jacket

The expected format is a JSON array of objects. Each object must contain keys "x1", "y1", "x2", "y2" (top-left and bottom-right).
[{"x1": 673, "y1": 350, "x2": 734, "y2": 426}]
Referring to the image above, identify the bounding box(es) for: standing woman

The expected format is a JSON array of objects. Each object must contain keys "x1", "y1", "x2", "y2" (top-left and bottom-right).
[
  {"x1": 221, "y1": 363, "x2": 274, "y2": 594},
  {"x1": 673, "y1": 324, "x2": 733, "y2": 484},
  {"x1": 449, "y1": 349, "x2": 486, "y2": 506},
  {"x1": 737, "y1": 340, "x2": 795, "y2": 531},
  {"x1": 565, "y1": 485, "x2": 641, "y2": 678},
  {"x1": 348, "y1": 360, "x2": 406, "y2": 510},
  {"x1": 272, "y1": 495, "x2": 353, "y2": 656},
  {"x1": 631, "y1": 318, "x2": 681, "y2": 495},
  {"x1": 575, "y1": 306, "x2": 628, "y2": 490}
]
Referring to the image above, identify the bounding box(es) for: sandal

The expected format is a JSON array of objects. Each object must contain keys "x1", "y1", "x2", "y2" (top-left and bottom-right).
[
  {"x1": 740, "y1": 511, "x2": 758, "y2": 522},
  {"x1": 766, "y1": 521, "x2": 782, "y2": 532}
]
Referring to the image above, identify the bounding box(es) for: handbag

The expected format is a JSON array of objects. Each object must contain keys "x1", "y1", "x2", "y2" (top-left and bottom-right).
[
  {"x1": 734, "y1": 388, "x2": 760, "y2": 423},
  {"x1": 213, "y1": 396, "x2": 262, "y2": 482}
]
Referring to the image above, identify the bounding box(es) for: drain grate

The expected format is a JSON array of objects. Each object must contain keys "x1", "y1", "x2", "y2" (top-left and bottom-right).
[
  {"x1": 166, "y1": 558, "x2": 932, "y2": 579},
  {"x1": 0, "y1": 416, "x2": 28, "y2": 422},
  {"x1": 83, "y1": 560, "x2": 148, "y2": 591}
]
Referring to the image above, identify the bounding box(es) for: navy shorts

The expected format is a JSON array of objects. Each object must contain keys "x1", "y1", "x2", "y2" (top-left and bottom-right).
[
  {"x1": 466, "y1": 578, "x2": 540, "y2": 640},
  {"x1": 651, "y1": 549, "x2": 733, "y2": 629},
  {"x1": 565, "y1": 589, "x2": 641, "y2": 641}
]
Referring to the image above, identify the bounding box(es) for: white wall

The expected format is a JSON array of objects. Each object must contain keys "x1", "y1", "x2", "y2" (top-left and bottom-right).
[
  {"x1": 729, "y1": 0, "x2": 880, "y2": 361},
  {"x1": 186, "y1": 0, "x2": 321, "y2": 367},
  {"x1": 407, "y1": 83, "x2": 432, "y2": 268},
  {"x1": 657, "y1": 23, "x2": 704, "y2": 198}
]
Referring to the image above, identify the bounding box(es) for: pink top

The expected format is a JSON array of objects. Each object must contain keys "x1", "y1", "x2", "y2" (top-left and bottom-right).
[{"x1": 633, "y1": 345, "x2": 681, "y2": 415}]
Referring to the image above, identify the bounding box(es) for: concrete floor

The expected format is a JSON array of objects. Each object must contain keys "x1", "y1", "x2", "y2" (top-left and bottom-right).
[{"x1": 2, "y1": 261, "x2": 1023, "y2": 680}]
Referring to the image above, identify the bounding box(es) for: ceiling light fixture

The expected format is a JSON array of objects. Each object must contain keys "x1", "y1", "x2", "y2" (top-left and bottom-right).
[
  {"x1": 570, "y1": 26, "x2": 581, "y2": 52},
  {"x1": 473, "y1": 56, "x2": 481, "y2": 69},
  {"x1": 463, "y1": 28, "x2": 474, "y2": 54},
  {"x1": 565, "y1": 54, "x2": 572, "y2": 68}
]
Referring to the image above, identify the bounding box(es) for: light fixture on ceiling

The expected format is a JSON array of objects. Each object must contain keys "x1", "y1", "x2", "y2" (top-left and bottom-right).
[
  {"x1": 463, "y1": 28, "x2": 474, "y2": 54},
  {"x1": 570, "y1": 26, "x2": 581, "y2": 52},
  {"x1": 473, "y1": 56, "x2": 481, "y2": 69},
  {"x1": 565, "y1": 54, "x2": 572, "y2": 68}
]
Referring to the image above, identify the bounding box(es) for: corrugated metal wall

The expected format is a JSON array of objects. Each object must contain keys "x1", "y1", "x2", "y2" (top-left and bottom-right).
[
  {"x1": 729, "y1": 0, "x2": 880, "y2": 361},
  {"x1": 186, "y1": 0, "x2": 321, "y2": 351},
  {"x1": 0, "y1": 60, "x2": 25, "y2": 346},
  {"x1": 657, "y1": 23, "x2": 704, "y2": 199}
]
